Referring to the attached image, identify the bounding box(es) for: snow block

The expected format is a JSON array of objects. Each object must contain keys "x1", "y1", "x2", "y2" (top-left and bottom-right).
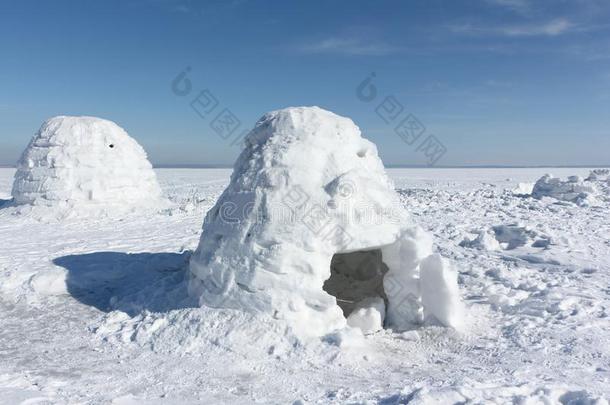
[
  {"x1": 532, "y1": 174, "x2": 599, "y2": 206},
  {"x1": 346, "y1": 297, "x2": 385, "y2": 334}
]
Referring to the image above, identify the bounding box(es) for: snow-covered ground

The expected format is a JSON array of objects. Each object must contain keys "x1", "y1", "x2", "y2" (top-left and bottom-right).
[{"x1": 0, "y1": 167, "x2": 608, "y2": 404}]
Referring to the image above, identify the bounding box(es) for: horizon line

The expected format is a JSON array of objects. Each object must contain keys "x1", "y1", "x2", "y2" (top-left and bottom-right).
[{"x1": 1, "y1": 164, "x2": 609, "y2": 169}]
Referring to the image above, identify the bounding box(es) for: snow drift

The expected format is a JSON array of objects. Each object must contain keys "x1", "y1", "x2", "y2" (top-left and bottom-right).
[
  {"x1": 11, "y1": 116, "x2": 162, "y2": 214},
  {"x1": 532, "y1": 172, "x2": 609, "y2": 206},
  {"x1": 586, "y1": 169, "x2": 610, "y2": 182},
  {"x1": 188, "y1": 106, "x2": 463, "y2": 337}
]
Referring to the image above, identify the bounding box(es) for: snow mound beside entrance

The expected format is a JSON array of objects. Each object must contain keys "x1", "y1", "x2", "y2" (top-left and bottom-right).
[
  {"x1": 188, "y1": 107, "x2": 463, "y2": 338},
  {"x1": 11, "y1": 116, "x2": 163, "y2": 215}
]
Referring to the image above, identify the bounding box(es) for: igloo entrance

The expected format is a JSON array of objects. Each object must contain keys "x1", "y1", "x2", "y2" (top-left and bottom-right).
[{"x1": 323, "y1": 249, "x2": 389, "y2": 317}]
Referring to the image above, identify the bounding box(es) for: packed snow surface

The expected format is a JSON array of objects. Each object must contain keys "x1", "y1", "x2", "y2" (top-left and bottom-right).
[
  {"x1": 11, "y1": 116, "x2": 162, "y2": 216},
  {"x1": 0, "y1": 166, "x2": 609, "y2": 404},
  {"x1": 188, "y1": 106, "x2": 463, "y2": 337}
]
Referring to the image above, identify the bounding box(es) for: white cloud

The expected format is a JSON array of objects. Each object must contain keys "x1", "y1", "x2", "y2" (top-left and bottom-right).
[
  {"x1": 503, "y1": 18, "x2": 573, "y2": 36},
  {"x1": 451, "y1": 18, "x2": 574, "y2": 37},
  {"x1": 299, "y1": 38, "x2": 400, "y2": 56},
  {"x1": 485, "y1": 0, "x2": 532, "y2": 14}
]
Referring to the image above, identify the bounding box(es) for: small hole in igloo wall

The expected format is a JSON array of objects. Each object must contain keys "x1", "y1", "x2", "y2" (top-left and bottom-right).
[
  {"x1": 323, "y1": 249, "x2": 388, "y2": 317},
  {"x1": 109, "y1": 144, "x2": 115, "y2": 148}
]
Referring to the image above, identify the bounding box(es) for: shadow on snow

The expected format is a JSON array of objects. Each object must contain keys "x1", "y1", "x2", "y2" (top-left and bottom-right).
[{"x1": 53, "y1": 251, "x2": 197, "y2": 316}]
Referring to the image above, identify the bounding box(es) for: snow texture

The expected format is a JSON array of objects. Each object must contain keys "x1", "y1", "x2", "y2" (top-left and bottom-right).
[
  {"x1": 586, "y1": 169, "x2": 610, "y2": 182},
  {"x1": 531, "y1": 173, "x2": 607, "y2": 206},
  {"x1": 11, "y1": 116, "x2": 163, "y2": 216},
  {"x1": 460, "y1": 229, "x2": 502, "y2": 251},
  {"x1": 1, "y1": 167, "x2": 609, "y2": 403},
  {"x1": 188, "y1": 107, "x2": 463, "y2": 337},
  {"x1": 346, "y1": 296, "x2": 385, "y2": 334}
]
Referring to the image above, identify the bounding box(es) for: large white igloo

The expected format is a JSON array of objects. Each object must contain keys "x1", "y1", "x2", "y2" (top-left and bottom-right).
[
  {"x1": 189, "y1": 106, "x2": 463, "y2": 337},
  {"x1": 12, "y1": 116, "x2": 162, "y2": 212}
]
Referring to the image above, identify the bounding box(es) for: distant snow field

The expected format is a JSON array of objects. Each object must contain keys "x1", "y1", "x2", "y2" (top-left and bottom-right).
[{"x1": 0, "y1": 167, "x2": 608, "y2": 404}]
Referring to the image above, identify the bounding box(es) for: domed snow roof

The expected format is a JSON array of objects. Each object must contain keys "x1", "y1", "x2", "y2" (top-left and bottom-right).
[
  {"x1": 189, "y1": 106, "x2": 463, "y2": 338},
  {"x1": 12, "y1": 116, "x2": 162, "y2": 213}
]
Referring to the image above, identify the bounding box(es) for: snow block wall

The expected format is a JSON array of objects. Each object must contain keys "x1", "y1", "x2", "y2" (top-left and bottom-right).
[
  {"x1": 532, "y1": 173, "x2": 607, "y2": 206},
  {"x1": 188, "y1": 106, "x2": 463, "y2": 337},
  {"x1": 12, "y1": 116, "x2": 162, "y2": 211}
]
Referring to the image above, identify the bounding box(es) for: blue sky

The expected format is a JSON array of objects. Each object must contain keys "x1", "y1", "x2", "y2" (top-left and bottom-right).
[{"x1": 1, "y1": 0, "x2": 609, "y2": 166}]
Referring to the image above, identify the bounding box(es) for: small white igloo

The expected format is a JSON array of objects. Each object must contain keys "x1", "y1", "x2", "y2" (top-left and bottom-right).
[
  {"x1": 189, "y1": 106, "x2": 463, "y2": 337},
  {"x1": 11, "y1": 116, "x2": 162, "y2": 213}
]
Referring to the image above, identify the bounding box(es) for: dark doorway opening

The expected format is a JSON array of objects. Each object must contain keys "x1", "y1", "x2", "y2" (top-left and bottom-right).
[{"x1": 323, "y1": 249, "x2": 388, "y2": 317}]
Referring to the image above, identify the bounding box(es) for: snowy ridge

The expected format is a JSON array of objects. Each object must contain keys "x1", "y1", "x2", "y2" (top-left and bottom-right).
[{"x1": 532, "y1": 172, "x2": 610, "y2": 206}]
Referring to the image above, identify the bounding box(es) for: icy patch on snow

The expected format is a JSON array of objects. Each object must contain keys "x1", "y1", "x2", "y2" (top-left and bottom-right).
[{"x1": 10, "y1": 116, "x2": 165, "y2": 219}]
